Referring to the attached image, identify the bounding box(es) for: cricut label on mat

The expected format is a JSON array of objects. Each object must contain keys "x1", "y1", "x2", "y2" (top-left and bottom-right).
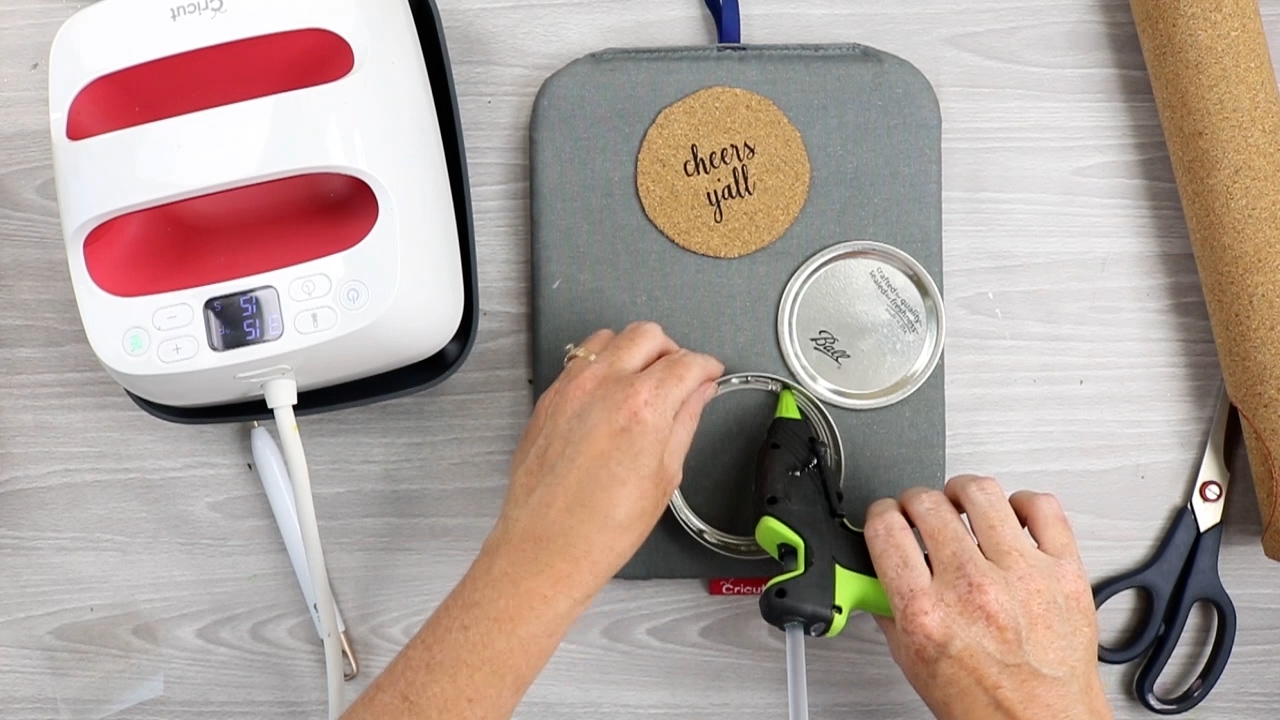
[{"x1": 636, "y1": 86, "x2": 811, "y2": 259}]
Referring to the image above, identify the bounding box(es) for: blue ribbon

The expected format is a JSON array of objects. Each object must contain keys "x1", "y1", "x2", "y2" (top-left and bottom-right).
[{"x1": 703, "y1": 0, "x2": 741, "y2": 44}]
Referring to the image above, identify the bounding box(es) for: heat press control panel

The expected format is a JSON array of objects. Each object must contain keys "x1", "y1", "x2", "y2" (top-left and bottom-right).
[
  {"x1": 95, "y1": 247, "x2": 424, "y2": 409},
  {"x1": 120, "y1": 275, "x2": 374, "y2": 366},
  {"x1": 117, "y1": 268, "x2": 379, "y2": 360}
]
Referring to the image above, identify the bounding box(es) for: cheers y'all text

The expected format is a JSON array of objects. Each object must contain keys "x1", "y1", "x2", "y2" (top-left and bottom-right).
[{"x1": 683, "y1": 142, "x2": 757, "y2": 224}]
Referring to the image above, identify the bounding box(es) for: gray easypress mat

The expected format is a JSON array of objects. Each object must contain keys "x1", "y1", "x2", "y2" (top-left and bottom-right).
[{"x1": 529, "y1": 44, "x2": 945, "y2": 580}]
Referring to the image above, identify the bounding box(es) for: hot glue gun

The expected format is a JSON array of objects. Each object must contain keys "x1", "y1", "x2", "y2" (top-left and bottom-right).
[
  {"x1": 752, "y1": 389, "x2": 894, "y2": 719},
  {"x1": 752, "y1": 389, "x2": 893, "y2": 638}
]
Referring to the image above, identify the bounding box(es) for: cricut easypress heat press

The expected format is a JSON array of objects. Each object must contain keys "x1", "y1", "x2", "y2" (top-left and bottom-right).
[
  {"x1": 48, "y1": 1, "x2": 476, "y2": 715},
  {"x1": 48, "y1": 0, "x2": 478, "y2": 424}
]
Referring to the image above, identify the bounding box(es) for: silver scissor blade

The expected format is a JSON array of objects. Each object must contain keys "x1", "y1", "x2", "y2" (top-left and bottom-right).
[{"x1": 1190, "y1": 384, "x2": 1233, "y2": 533}]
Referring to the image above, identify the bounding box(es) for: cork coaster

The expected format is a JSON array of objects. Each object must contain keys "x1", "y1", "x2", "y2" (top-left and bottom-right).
[{"x1": 636, "y1": 86, "x2": 811, "y2": 259}]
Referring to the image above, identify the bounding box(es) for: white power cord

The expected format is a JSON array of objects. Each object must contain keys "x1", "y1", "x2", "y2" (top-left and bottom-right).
[
  {"x1": 264, "y1": 378, "x2": 345, "y2": 719},
  {"x1": 249, "y1": 424, "x2": 357, "y2": 677}
]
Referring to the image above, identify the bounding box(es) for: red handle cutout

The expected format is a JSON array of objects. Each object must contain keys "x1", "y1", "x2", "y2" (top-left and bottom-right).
[
  {"x1": 84, "y1": 173, "x2": 378, "y2": 297},
  {"x1": 67, "y1": 28, "x2": 354, "y2": 140}
]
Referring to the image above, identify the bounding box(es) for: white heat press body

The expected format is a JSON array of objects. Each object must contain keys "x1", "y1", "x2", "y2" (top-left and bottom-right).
[{"x1": 48, "y1": 0, "x2": 477, "y2": 420}]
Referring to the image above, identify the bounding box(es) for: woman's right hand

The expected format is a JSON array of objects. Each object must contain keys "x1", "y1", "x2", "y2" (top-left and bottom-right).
[{"x1": 864, "y1": 475, "x2": 1114, "y2": 720}]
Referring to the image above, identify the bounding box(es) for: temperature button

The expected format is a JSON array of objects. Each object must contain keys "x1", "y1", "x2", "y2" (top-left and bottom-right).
[{"x1": 295, "y1": 307, "x2": 339, "y2": 335}]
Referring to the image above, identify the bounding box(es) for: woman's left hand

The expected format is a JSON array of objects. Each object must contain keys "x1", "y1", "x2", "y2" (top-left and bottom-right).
[{"x1": 492, "y1": 322, "x2": 724, "y2": 589}]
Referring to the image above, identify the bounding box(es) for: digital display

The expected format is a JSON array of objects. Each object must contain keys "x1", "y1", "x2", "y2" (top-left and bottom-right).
[{"x1": 204, "y1": 287, "x2": 285, "y2": 352}]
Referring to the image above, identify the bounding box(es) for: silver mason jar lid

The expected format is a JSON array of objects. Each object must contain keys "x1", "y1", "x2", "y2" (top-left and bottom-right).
[
  {"x1": 668, "y1": 372, "x2": 843, "y2": 560},
  {"x1": 778, "y1": 241, "x2": 945, "y2": 410}
]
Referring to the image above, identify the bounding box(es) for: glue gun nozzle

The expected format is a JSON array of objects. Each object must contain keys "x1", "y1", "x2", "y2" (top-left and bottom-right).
[{"x1": 776, "y1": 388, "x2": 802, "y2": 421}]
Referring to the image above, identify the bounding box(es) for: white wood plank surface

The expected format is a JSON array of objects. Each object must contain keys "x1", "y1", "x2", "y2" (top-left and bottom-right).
[{"x1": 2, "y1": 0, "x2": 1278, "y2": 717}]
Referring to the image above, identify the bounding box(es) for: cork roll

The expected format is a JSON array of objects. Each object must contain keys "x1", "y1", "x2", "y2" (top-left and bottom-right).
[{"x1": 1129, "y1": 0, "x2": 1280, "y2": 560}]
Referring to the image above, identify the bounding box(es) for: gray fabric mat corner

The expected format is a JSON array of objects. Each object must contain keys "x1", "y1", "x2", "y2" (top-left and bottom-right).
[{"x1": 528, "y1": 43, "x2": 945, "y2": 580}]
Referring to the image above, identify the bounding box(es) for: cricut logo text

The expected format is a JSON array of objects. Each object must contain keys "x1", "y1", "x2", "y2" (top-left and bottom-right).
[
  {"x1": 708, "y1": 578, "x2": 768, "y2": 596},
  {"x1": 171, "y1": 0, "x2": 226, "y2": 22}
]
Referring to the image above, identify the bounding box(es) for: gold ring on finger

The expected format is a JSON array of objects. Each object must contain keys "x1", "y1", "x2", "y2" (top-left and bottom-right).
[{"x1": 563, "y1": 344, "x2": 597, "y2": 368}]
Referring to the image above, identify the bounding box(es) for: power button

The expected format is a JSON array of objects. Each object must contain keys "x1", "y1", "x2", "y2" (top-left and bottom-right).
[{"x1": 339, "y1": 281, "x2": 369, "y2": 311}]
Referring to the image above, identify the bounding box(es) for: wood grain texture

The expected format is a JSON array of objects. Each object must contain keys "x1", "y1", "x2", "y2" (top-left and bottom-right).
[{"x1": 2, "y1": 0, "x2": 1278, "y2": 717}]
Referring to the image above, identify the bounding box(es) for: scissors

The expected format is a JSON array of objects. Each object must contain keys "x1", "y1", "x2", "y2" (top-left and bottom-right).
[{"x1": 1092, "y1": 384, "x2": 1239, "y2": 715}]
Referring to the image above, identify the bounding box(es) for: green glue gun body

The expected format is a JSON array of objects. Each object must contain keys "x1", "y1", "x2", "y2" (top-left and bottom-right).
[{"x1": 753, "y1": 389, "x2": 893, "y2": 637}]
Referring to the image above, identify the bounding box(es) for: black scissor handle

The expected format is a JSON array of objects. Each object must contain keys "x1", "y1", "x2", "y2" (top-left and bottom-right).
[
  {"x1": 1093, "y1": 507, "x2": 1200, "y2": 665},
  {"x1": 1134, "y1": 521, "x2": 1237, "y2": 715}
]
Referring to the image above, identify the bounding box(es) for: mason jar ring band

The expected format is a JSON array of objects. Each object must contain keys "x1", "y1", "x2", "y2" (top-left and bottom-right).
[{"x1": 668, "y1": 372, "x2": 844, "y2": 560}]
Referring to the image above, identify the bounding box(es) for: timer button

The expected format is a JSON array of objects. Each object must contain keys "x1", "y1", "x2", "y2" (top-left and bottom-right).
[
  {"x1": 157, "y1": 336, "x2": 199, "y2": 364},
  {"x1": 339, "y1": 281, "x2": 369, "y2": 311},
  {"x1": 290, "y1": 274, "x2": 333, "y2": 302},
  {"x1": 152, "y1": 304, "x2": 194, "y2": 331},
  {"x1": 122, "y1": 328, "x2": 150, "y2": 357},
  {"x1": 295, "y1": 307, "x2": 339, "y2": 335}
]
